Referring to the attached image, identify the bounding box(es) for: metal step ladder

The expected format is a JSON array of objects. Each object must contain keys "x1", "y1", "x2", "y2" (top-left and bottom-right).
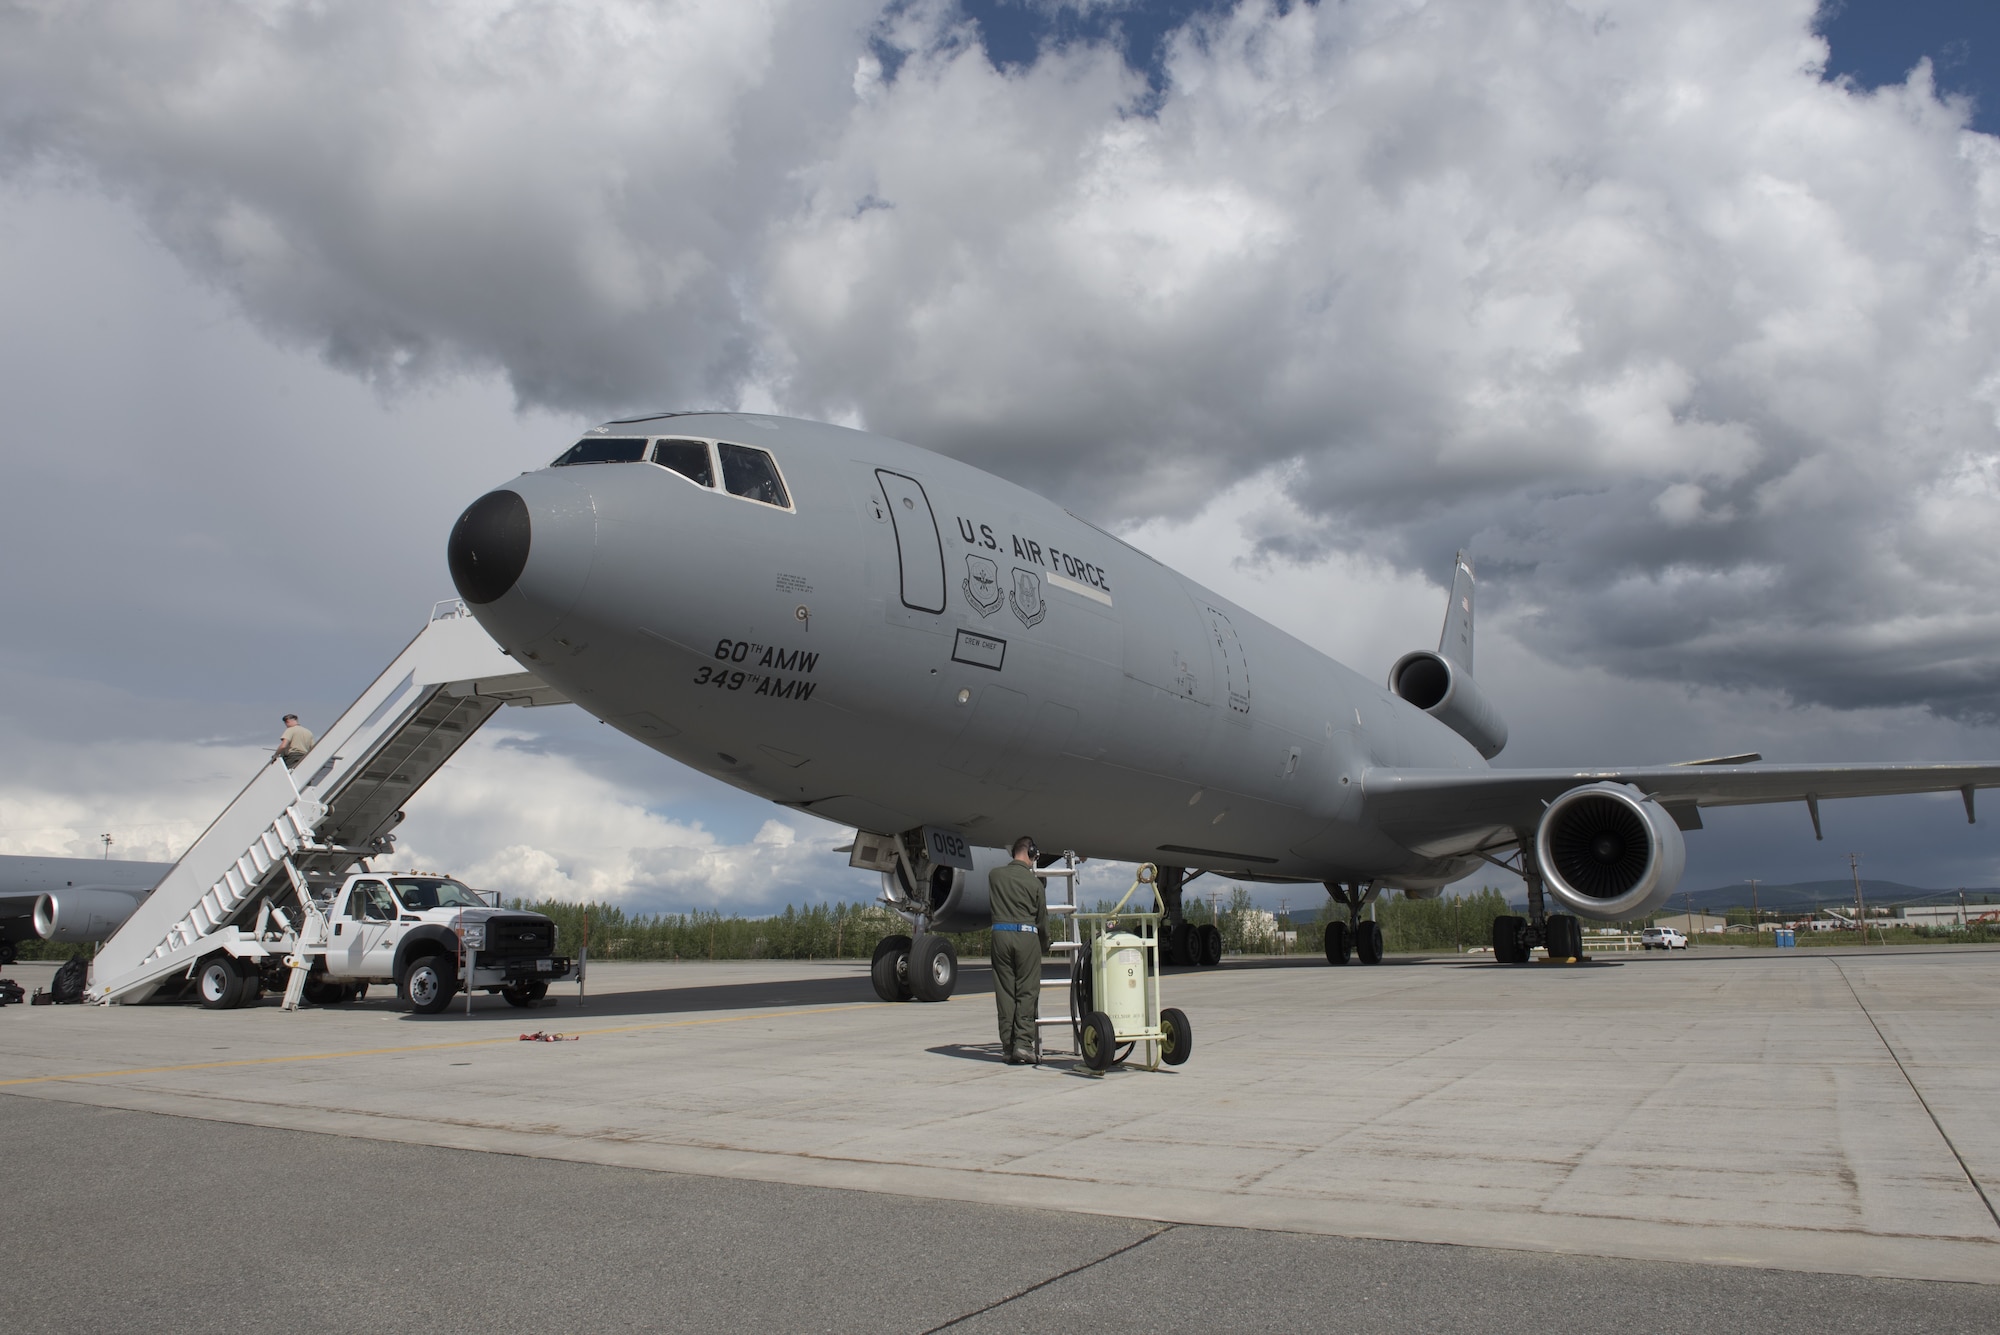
[{"x1": 89, "y1": 601, "x2": 566, "y2": 1003}]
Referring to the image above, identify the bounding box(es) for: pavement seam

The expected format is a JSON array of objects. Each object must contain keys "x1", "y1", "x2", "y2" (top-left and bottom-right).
[
  {"x1": 916, "y1": 1224, "x2": 1177, "y2": 1332},
  {"x1": 1828, "y1": 957, "x2": 2000, "y2": 1234}
]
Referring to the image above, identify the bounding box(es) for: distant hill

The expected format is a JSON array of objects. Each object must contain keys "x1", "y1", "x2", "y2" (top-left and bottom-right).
[{"x1": 1506, "y1": 880, "x2": 2000, "y2": 916}]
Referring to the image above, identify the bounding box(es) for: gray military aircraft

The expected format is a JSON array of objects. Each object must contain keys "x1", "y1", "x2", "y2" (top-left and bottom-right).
[
  {"x1": 445, "y1": 413, "x2": 1999, "y2": 1000},
  {"x1": 0, "y1": 855, "x2": 170, "y2": 966}
]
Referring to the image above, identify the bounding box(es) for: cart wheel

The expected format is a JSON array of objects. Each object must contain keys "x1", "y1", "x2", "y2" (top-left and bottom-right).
[
  {"x1": 1325, "y1": 921, "x2": 1351, "y2": 965},
  {"x1": 1160, "y1": 1007, "x2": 1193, "y2": 1065},
  {"x1": 870, "y1": 934, "x2": 914, "y2": 1002},
  {"x1": 1080, "y1": 1010, "x2": 1117, "y2": 1071}
]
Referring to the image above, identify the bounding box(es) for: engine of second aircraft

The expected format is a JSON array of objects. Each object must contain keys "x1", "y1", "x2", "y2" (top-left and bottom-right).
[
  {"x1": 1534, "y1": 783, "x2": 1685, "y2": 921},
  {"x1": 33, "y1": 888, "x2": 145, "y2": 943}
]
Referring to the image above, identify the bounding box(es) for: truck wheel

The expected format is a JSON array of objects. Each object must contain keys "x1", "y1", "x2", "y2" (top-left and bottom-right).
[
  {"x1": 1159, "y1": 1007, "x2": 1193, "y2": 1066},
  {"x1": 197, "y1": 957, "x2": 246, "y2": 1010},
  {"x1": 502, "y1": 981, "x2": 547, "y2": 1008},
  {"x1": 870, "y1": 934, "x2": 913, "y2": 1002},
  {"x1": 235, "y1": 957, "x2": 264, "y2": 1002},
  {"x1": 401, "y1": 955, "x2": 458, "y2": 1014}
]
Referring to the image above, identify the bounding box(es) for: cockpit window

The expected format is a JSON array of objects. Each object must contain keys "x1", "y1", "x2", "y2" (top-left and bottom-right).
[
  {"x1": 718, "y1": 442, "x2": 790, "y2": 508},
  {"x1": 552, "y1": 437, "x2": 647, "y2": 466},
  {"x1": 651, "y1": 438, "x2": 715, "y2": 488}
]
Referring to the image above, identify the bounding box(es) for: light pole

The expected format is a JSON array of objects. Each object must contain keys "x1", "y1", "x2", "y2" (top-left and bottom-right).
[
  {"x1": 1846, "y1": 853, "x2": 1873, "y2": 945},
  {"x1": 1746, "y1": 878, "x2": 1761, "y2": 938},
  {"x1": 101, "y1": 833, "x2": 112, "y2": 859}
]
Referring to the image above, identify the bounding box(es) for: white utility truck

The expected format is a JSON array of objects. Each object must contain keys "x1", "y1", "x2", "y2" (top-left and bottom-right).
[{"x1": 190, "y1": 870, "x2": 576, "y2": 1014}]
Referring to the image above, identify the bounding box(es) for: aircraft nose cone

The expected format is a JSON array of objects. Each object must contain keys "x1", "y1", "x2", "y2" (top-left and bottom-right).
[{"x1": 448, "y1": 490, "x2": 532, "y2": 605}]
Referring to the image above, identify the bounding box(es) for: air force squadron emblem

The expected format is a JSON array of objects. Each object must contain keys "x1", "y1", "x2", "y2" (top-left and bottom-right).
[
  {"x1": 1009, "y1": 567, "x2": 1045, "y2": 628},
  {"x1": 963, "y1": 555, "x2": 1001, "y2": 617}
]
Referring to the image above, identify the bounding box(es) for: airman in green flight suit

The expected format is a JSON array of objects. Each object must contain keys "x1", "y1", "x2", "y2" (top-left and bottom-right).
[{"x1": 987, "y1": 835, "x2": 1049, "y2": 1065}]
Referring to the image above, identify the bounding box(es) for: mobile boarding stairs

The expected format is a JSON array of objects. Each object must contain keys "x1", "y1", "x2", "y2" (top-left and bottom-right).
[{"x1": 87, "y1": 602, "x2": 566, "y2": 1005}]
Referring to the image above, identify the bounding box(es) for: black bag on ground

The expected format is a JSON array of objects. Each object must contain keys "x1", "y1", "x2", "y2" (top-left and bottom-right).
[{"x1": 50, "y1": 956, "x2": 87, "y2": 1005}]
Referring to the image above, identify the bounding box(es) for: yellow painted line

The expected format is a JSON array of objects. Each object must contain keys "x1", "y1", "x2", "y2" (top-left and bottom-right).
[{"x1": 0, "y1": 1002, "x2": 884, "y2": 1088}]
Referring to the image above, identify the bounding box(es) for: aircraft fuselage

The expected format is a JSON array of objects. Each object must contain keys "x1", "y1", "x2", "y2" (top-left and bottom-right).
[{"x1": 453, "y1": 414, "x2": 1487, "y2": 886}]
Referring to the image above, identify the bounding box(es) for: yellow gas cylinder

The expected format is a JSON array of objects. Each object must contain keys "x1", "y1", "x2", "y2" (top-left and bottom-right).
[{"x1": 1095, "y1": 930, "x2": 1150, "y2": 1036}]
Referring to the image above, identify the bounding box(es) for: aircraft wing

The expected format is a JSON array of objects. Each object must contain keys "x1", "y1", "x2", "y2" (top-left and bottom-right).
[{"x1": 1362, "y1": 762, "x2": 2000, "y2": 856}]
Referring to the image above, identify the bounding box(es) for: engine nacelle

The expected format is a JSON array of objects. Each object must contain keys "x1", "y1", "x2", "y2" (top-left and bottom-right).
[
  {"x1": 1387, "y1": 651, "x2": 1508, "y2": 759},
  {"x1": 33, "y1": 888, "x2": 146, "y2": 943},
  {"x1": 1533, "y1": 783, "x2": 1685, "y2": 920},
  {"x1": 880, "y1": 845, "x2": 1010, "y2": 933}
]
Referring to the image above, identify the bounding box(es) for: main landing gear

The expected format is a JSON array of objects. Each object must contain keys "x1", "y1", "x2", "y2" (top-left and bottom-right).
[
  {"x1": 1486, "y1": 844, "x2": 1584, "y2": 965},
  {"x1": 1323, "y1": 882, "x2": 1385, "y2": 965},
  {"x1": 1155, "y1": 866, "x2": 1223, "y2": 969}
]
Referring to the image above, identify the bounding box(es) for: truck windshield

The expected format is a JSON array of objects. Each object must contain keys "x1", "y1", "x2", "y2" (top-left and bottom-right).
[{"x1": 389, "y1": 878, "x2": 486, "y2": 910}]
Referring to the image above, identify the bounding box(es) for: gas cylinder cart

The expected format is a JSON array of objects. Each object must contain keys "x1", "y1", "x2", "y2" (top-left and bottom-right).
[{"x1": 1052, "y1": 862, "x2": 1194, "y2": 1072}]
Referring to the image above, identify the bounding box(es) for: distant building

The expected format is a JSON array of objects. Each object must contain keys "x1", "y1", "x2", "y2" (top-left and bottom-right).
[
  {"x1": 1895, "y1": 904, "x2": 2000, "y2": 928},
  {"x1": 1651, "y1": 912, "x2": 1728, "y2": 935}
]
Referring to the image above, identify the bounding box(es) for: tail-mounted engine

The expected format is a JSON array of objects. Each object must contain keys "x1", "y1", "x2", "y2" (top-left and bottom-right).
[
  {"x1": 1388, "y1": 651, "x2": 1508, "y2": 759},
  {"x1": 1533, "y1": 783, "x2": 1685, "y2": 920}
]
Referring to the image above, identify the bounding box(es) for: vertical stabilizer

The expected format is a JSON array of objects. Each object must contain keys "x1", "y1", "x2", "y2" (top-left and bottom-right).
[{"x1": 1439, "y1": 551, "x2": 1475, "y2": 671}]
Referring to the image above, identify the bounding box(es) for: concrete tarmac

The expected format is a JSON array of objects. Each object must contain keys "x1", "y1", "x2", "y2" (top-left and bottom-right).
[
  {"x1": 3, "y1": 945, "x2": 1998, "y2": 1330},
  {"x1": 4, "y1": 1095, "x2": 1998, "y2": 1334}
]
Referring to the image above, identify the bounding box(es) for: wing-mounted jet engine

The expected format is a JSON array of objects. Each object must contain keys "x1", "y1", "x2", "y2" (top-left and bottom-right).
[
  {"x1": 1386, "y1": 552, "x2": 1507, "y2": 759},
  {"x1": 1534, "y1": 783, "x2": 1685, "y2": 921}
]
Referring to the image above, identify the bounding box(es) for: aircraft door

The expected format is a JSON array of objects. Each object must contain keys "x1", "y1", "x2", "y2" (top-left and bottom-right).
[
  {"x1": 1204, "y1": 607, "x2": 1251, "y2": 719},
  {"x1": 875, "y1": 470, "x2": 947, "y2": 613}
]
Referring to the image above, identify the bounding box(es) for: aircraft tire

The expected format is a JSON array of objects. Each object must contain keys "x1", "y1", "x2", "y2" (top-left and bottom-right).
[
  {"x1": 1325, "y1": 921, "x2": 1351, "y2": 965},
  {"x1": 1355, "y1": 920, "x2": 1384, "y2": 965},
  {"x1": 870, "y1": 934, "x2": 914, "y2": 1002},
  {"x1": 1199, "y1": 923, "x2": 1223, "y2": 967},
  {"x1": 1080, "y1": 1010, "x2": 1118, "y2": 1071},
  {"x1": 1492, "y1": 915, "x2": 1528, "y2": 964},
  {"x1": 1546, "y1": 914, "x2": 1582, "y2": 960},
  {"x1": 910, "y1": 935, "x2": 958, "y2": 1002},
  {"x1": 197, "y1": 956, "x2": 246, "y2": 1010},
  {"x1": 1160, "y1": 1007, "x2": 1193, "y2": 1066},
  {"x1": 1167, "y1": 923, "x2": 1192, "y2": 966}
]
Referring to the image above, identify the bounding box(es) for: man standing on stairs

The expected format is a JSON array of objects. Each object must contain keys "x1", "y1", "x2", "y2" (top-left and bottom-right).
[
  {"x1": 274, "y1": 713, "x2": 315, "y2": 769},
  {"x1": 988, "y1": 835, "x2": 1050, "y2": 1066}
]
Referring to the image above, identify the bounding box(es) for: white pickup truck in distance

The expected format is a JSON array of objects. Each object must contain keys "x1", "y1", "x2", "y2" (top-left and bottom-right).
[{"x1": 191, "y1": 872, "x2": 576, "y2": 1014}]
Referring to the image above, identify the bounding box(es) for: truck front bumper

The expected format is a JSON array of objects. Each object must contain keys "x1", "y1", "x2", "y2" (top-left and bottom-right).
[{"x1": 467, "y1": 955, "x2": 576, "y2": 988}]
